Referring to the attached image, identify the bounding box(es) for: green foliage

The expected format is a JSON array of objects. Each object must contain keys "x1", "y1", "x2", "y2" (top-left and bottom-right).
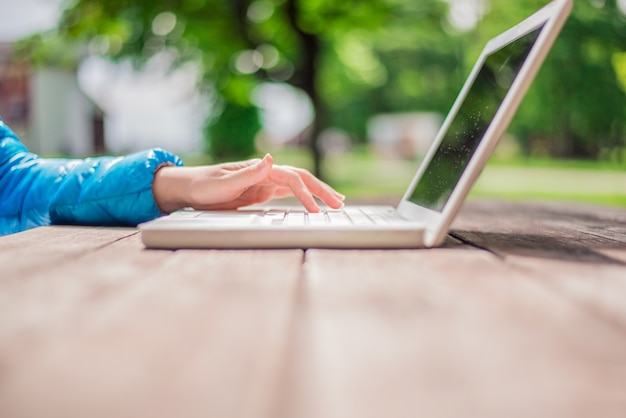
[
  {"x1": 13, "y1": 35, "x2": 83, "y2": 70},
  {"x1": 22, "y1": 0, "x2": 626, "y2": 165},
  {"x1": 478, "y1": 0, "x2": 626, "y2": 160},
  {"x1": 206, "y1": 101, "x2": 260, "y2": 160},
  {"x1": 319, "y1": 0, "x2": 460, "y2": 141}
]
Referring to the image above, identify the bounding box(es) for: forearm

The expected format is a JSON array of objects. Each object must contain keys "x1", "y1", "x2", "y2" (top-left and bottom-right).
[{"x1": 48, "y1": 149, "x2": 183, "y2": 226}]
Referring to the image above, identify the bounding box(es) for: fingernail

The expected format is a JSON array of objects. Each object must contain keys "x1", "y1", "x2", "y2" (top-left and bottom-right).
[{"x1": 257, "y1": 154, "x2": 270, "y2": 166}]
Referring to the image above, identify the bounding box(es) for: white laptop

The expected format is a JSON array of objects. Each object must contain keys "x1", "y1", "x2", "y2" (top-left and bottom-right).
[{"x1": 140, "y1": 0, "x2": 572, "y2": 249}]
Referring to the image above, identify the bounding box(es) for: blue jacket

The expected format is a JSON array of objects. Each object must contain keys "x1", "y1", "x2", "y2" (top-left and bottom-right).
[{"x1": 0, "y1": 119, "x2": 183, "y2": 235}]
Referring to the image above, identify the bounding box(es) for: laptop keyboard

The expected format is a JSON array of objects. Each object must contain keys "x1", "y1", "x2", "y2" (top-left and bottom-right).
[
  {"x1": 192, "y1": 207, "x2": 411, "y2": 227},
  {"x1": 267, "y1": 207, "x2": 412, "y2": 226}
]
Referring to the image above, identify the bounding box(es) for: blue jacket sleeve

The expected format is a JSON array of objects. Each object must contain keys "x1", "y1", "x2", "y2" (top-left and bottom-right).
[{"x1": 0, "y1": 119, "x2": 184, "y2": 235}]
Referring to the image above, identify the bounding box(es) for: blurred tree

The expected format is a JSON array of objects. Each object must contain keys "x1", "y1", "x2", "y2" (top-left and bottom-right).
[
  {"x1": 320, "y1": 0, "x2": 461, "y2": 141},
  {"x1": 207, "y1": 101, "x2": 260, "y2": 159},
  {"x1": 45, "y1": 0, "x2": 396, "y2": 177},
  {"x1": 27, "y1": 0, "x2": 479, "y2": 177},
  {"x1": 19, "y1": 0, "x2": 626, "y2": 173}
]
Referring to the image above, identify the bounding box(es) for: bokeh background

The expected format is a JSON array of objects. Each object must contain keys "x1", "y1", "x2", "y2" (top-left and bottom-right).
[{"x1": 1, "y1": 0, "x2": 625, "y2": 205}]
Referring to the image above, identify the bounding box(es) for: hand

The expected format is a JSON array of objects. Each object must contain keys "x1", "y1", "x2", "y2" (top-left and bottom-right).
[{"x1": 152, "y1": 153, "x2": 345, "y2": 214}]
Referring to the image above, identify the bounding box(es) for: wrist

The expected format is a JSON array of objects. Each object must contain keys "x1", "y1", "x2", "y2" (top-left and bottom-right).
[{"x1": 152, "y1": 165, "x2": 191, "y2": 213}]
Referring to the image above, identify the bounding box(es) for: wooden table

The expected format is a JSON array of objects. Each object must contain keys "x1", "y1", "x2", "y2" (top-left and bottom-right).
[{"x1": 1, "y1": 200, "x2": 625, "y2": 418}]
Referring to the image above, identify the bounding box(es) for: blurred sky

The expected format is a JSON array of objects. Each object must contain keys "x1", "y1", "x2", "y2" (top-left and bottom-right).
[{"x1": 0, "y1": 0, "x2": 63, "y2": 41}]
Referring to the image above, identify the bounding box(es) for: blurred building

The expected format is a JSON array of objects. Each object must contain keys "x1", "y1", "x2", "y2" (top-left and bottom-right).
[
  {"x1": 368, "y1": 112, "x2": 443, "y2": 159},
  {"x1": 0, "y1": 43, "x2": 29, "y2": 137},
  {"x1": 0, "y1": 42, "x2": 104, "y2": 156}
]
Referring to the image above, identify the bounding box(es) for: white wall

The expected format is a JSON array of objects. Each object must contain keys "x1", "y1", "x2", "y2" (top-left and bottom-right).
[{"x1": 28, "y1": 68, "x2": 95, "y2": 156}]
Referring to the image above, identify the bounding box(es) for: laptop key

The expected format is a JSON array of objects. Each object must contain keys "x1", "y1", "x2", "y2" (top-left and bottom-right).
[
  {"x1": 327, "y1": 211, "x2": 353, "y2": 226},
  {"x1": 285, "y1": 213, "x2": 307, "y2": 226},
  {"x1": 307, "y1": 213, "x2": 328, "y2": 225},
  {"x1": 368, "y1": 215, "x2": 389, "y2": 225},
  {"x1": 262, "y1": 212, "x2": 286, "y2": 225}
]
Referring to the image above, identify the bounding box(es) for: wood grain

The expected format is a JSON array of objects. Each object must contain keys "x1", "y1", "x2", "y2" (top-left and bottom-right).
[
  {"x1": 451, "y1": 200, "x2": 626, "y2": 330},
  {"x1": 1, "y1": 200, "x2": 626, "y2": 418},
  {"x1": 0, "y1": 232, "x2": 303, "y2": 418},
  {"x1": 281, "y1": 248, "x2": 626, "y2": 418},
  {"x1": 0, "y1": 226, "x2": 138, "y2": 280}
]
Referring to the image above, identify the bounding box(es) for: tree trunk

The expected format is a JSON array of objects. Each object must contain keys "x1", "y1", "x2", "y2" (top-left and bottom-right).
[{"x1": 286, "y1": 0, "x2": 325, "y2": 180}]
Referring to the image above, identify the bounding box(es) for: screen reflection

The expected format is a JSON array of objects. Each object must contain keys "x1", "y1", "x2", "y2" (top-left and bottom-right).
[{"x1": 409, "y1": 26, "x2": 543, "y2": 211}]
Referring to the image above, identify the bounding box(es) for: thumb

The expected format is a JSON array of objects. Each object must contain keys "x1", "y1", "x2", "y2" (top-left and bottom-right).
[{"x1": 229, "y1": 153, "x2": 273, "y2": 190}]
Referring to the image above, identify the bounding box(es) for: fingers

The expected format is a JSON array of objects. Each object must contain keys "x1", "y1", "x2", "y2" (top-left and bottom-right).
[
  {"x1": 227, "y1": 153, "x2": 273, "y2": 191},
  {"x1": 269, "y1": 166, "x2": 321, "y2": 212},
  {"x1": 216, "y1": 153, "x2": 345, "y2": 213},
  {"x1": 268, "y1": 165, "x2": 346, "y2": 212},
  {"x1": 289, "y1": 168, "x2": 345, "y2": 209}
]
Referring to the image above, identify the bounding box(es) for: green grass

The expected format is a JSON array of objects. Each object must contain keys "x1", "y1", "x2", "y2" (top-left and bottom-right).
[
  {"x1": 473, "y1": 165, "x2": 626, "y2": 206},
  {"x1": 487, "y1": 155, "x2": 626, "y2": 171},
  {"x1": 181, "y1": 147, "x2": 626, "y2": 207}
]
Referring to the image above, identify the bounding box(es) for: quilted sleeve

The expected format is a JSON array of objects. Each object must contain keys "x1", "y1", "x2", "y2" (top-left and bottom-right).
[{"x1": 0, "y1": 119, "x2": 183, "y2": 235}]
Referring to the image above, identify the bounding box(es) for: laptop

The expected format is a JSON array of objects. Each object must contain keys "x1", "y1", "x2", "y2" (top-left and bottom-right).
[{"x1": 140, "y1": 0, "x2": 572, "y2": 249}]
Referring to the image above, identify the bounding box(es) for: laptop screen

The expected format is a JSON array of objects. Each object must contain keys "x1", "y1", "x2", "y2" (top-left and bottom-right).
[{"x1": 408, "y1": 25, "x2": 544, "y2": 212}]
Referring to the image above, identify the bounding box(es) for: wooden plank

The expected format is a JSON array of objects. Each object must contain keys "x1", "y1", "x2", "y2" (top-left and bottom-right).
[
  {"x1": 451, "y1": 200, "x2": 626, "y2": 329},
  {"x1": 281, "y1": 248, "x2": 626, "y2": 418},
  {"x1": 0, "y1": 231, "x2": 302, "y2": 418},
  {"x1": 452, "y1": 200, "x2": 626, "y2": 252},
  {"x1": 0, "y1": 226, "x2": 138, "y2": 280}
]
